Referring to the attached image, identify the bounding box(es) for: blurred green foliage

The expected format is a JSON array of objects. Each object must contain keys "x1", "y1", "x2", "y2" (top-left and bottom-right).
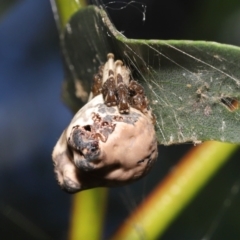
[{"x1": 0, "y1": 0, "x2": 17, "y2": 17}]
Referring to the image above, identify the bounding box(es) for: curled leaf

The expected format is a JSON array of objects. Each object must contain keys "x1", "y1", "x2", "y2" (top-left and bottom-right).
[{"x1": 61, "y1": 6, "x2": 240, "y2": 144}]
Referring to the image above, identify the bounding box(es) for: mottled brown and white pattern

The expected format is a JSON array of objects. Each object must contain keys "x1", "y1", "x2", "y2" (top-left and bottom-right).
[{"x1": 52, "y1": 54, "x2": 158, "y2": 193}]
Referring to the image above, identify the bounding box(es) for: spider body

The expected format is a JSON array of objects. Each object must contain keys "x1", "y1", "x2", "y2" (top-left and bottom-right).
[{"x1": 52, "y1": 53, "x2": 157, "y2": 192}]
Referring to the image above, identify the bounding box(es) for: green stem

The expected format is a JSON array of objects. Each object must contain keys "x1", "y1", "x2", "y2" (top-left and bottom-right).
[
  {"x1": 69, "y1": 188, "x2": 108, "y2": 240},
  {"x1": 111, "y1": 141, "x2": 239, "y2": 240},
  {"x1": 52, "y1": 0, "x2": 87, "y2": 29}
]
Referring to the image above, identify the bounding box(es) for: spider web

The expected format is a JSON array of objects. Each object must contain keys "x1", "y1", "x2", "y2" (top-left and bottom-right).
[
  {"x1": 52, "y1": 1, "x2": 240, "y2": 239},
  {"x1": 59, "y1": 1, "x2": 240, "y2": 146}
]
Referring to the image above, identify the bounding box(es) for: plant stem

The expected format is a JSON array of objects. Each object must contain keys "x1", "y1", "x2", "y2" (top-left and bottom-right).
[
  {"x1": 52, "y1": 0, "x2": 87, "y2": 29},
  {"x1": 69, "y1": 188, "x2": 108, "y2": 240},
  {"x1": 111, "y1": 141, "x2": 239, "y2": 240}
]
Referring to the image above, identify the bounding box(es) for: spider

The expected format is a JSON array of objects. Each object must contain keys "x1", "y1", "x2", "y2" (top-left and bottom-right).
[
  {"x1": 91, "y1": 53, "x2": 152, "y2": 117},
  {"x1": 52, "y1": 53, "x2": 158, "y2": 192}
]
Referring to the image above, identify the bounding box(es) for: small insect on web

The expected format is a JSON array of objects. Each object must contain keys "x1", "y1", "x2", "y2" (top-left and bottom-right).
[{"x1": 52, "y1": 53, "x2": 158, "y2": 193}]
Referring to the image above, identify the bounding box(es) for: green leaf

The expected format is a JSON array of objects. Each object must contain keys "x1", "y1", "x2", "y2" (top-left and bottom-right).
[{"x1": 61, "y1": 6, "x2": 240, "y2": 145}]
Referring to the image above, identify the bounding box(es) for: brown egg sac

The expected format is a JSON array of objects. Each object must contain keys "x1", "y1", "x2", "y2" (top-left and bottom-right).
[{"x1": 52, "y1": 95, "x2": 158, "y2": 193}]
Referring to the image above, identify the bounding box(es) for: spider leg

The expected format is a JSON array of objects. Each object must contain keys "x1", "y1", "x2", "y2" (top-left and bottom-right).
[
  {"x1": 114, "y1": 60, "x2": 129, "y2": 113},
  {"x1": 101, "y1": 54, "x2": 118, "y2": 106},
  {"x1": 91, "y1": 65, "x2": 104, "y2": 97},
  {"x1": 102, "y1": 76, "x2": 117, "y2": 106},
  {"x1": 91, "y1": 73, "x2": 102, "y2": 97},
  {"x1": 116, "y1": 73, "x2": 130, "y2": 113},
  {"x1": 131, "y1": 93, "x2": 149, "y2": 112},
  {"x1": 128, "y1": 80, "x2": 144, "y2": 95},
  {"x1": 129, "y1": 80, "x2": 149, "y2": 113}
]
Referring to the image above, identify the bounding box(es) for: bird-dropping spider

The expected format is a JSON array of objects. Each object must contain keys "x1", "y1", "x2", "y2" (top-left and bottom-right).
[{"x1": 52, "y1": 53, "x2": 158, "y2": 192}]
